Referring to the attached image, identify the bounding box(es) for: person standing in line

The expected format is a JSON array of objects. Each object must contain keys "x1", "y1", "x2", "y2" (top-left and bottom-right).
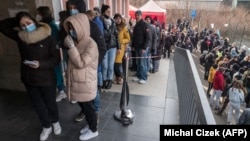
[
  {"x1": 0, "y1": 12, "x2": 61, "y2": 141},
  {"x1": 63, "y1": 13, "x2": 99, "y2": 140},
  {"x1": 67, "y1": 0, "x2": 106, "y2": 122},
  {"x1": 100, "y1": 4, "x2": 120, "y2": 89},
  {"x1": 36, "y1": 6, "x2": 67, "y2": 102},
  {"x1": 113, "y1": 13, "x2": 131, "y2": 84},
  {"x1": 131, "y1": 10, "x2": 151, "y2": 84},
  {"x1": 144, "y1": 16, "x2": 156, "y2": 74},
  {"x1": 163, "y1": 32, "x2": 173, "y2": 59},
  {"x1": 153, "y1": 30, "x2": 165, "y2": 72}
]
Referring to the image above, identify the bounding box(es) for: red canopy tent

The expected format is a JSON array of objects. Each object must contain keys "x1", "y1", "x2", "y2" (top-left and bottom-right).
[
  {"x1": 130, "y1": 0, "x2": 166, "y2": 24},
  {"x1": 129, "y1": 4, "x2": 138, "y2": 20}
]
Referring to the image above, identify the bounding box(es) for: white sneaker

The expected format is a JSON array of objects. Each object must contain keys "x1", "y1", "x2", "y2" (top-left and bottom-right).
[
  {"x1": 56, "y1": 91, "x2": 67, "y2": 102},
  {"x1": 132, "y1": 77, "x2": 140, "y2": 82},
  {"x1": 80, "y1": 125, "x2": 89, "y2": 134},
  {"x1": 138, "y1": 79, "x2": 146, "y2": 84},
  {"x1": 52, "y1": 122, "x2": 61, "y2": 135},
  {"x1": 40, "y1": 127, "x2": 52, "y2": 141},
  {"x1": 71, "y1": 100, "x2": 77, "y2": 104},
  {"x1": 79, "y1": 129, "x2": 98, "y2": 141}
]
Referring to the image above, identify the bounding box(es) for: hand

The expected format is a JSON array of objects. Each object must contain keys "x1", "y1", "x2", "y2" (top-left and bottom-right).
[
  {"x1": 64, "y1": 35, "x2": 75, "y2": 48},
  {"x1": 117, "y1": 49, "x2": 121, "y2": 54},
  {"x1": 142, "y1": 49, "x2": 146, "y2": 54},
  {"x1": 28, "y1": 60, "x2": 39, "y2": 69}
]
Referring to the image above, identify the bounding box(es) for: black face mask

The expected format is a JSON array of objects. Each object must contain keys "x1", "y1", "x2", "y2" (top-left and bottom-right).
[{"x1": 104, "y1": 15, "x2": 109, "y2": 19}]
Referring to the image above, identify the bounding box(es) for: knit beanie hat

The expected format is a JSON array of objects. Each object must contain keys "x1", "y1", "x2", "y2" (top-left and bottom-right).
[
  {"x1": 135, "y1": 10, "x2": 142, "y2": 15},
  {"x1": 101, "y1": 4, "x2": 110, "y2": 14},
  {"x1": 93, "y1": 7, "x2": 101, "y2": 14},
  {"x1": 68, "y1": 0, "x2": 86, "y2": 13}
]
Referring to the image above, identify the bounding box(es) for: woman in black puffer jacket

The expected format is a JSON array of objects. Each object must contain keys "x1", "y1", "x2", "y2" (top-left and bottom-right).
[{"x1": 0, "y1": 11, "x2": 61, "y2": 141}]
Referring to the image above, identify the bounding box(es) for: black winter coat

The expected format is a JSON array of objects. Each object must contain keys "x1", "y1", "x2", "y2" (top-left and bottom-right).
[
  {"x1": 132, "y1": 19, "x2": 151, "y2": 50},
  {"x1": 0, "y1": 18, "x2": 60, "y2": 86},
  {"x1": 89, "y1": 21, "x2": 106, "y2": 64},
  {"x1": 101, "y1": 17, "x2": 120, "y2": 50}
]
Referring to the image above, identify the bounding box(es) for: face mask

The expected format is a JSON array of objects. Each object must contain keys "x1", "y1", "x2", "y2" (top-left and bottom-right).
[
  {"x1": 69, "y1": 30, "x2": 77, "y2": 40},
  {"x1": 36, "y1": 15, "x2": 42, "y2": 22},
  {"x1": 22, "y1": 23, "x2": 36, "y2": 32},
  {"x1": 70, "y1": 9, "x2": 79, "y2": 15}
]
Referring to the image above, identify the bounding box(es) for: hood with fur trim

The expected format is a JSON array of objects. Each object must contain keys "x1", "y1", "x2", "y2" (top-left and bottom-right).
[
  {"x1": 63, "y1": 13, "x2": 90, "y2": 42},
  {"x1": 18, "y1": 23, "x2": 51, "y2": 44}
]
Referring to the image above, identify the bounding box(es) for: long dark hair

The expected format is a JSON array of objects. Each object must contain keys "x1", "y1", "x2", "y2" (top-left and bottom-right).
[
  {"x1": 15, "y1": 11, "x2": 39, "y2": 28},
  {"x1": 37, "y1": 6, "x2": 54, "y2": 24}
]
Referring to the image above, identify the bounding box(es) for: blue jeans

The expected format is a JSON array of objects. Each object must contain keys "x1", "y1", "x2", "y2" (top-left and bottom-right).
[
  {"x1": 147, "y1": 52, "x2": 152, "y2": 72},
  {"x1": 98, "y1": 64, "x2": 103, "y2": 86},
  {"x1": 93, "y1": 88, "x2": 100, "y2": 112},
  {"x1": 153, "y1": 60, "x2": 160, "y2": 71},
  {"x1": 102, "y1": 47, "x2": 117, "y2": 80},
  {"x1": 94, "y1": 65, "x2": 103, "y2": 112},
  {"x1": 55, "y1": 64, "x2": 65, "y2": 91},
  {"x1": 136, "y1": 48, "x2": 148, "y2": 81}
]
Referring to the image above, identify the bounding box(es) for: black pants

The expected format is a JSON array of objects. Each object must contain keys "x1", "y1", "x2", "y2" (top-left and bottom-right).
[
  {"x1": 164, "y1": 46, "x2": 171, "y2": 58},
  {"x1": 207, "y1": 82, "x2": 213, "y2": 95},
  {"x1": 220, "y1": 96, "x2": 229, "y2": 113},
  {"x1": 130, "y1": 50, "x2": 137, "y2": 71},
  {"x1": 25, "y1": 85, "x2": 59, "y2": 128},
  {"x1": 78, "y1": 101, "x2": 97, "y2": 132},
  {"x1": 114, "y1": 63, "x2": 123, "y2": 78}
]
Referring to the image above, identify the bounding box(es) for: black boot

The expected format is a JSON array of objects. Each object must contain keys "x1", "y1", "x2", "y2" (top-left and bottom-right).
[
  {"x1": 102, "y1": 80, "x2": 107, "y2": 89},
  {"x1": 106, "y1": 80, "x2": 112, "y2": 89}
]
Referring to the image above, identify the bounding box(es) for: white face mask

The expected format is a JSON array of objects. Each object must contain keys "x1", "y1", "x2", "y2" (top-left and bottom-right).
[{"x1": 36, "y1": 15, "x2": 42, "y2": 22}]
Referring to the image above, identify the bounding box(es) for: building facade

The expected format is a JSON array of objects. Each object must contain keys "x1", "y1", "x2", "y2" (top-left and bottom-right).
[
  {"x1": 0, "y1": 0, "x2": 130, "y2": 91},
  {"x1": 62, "y1": 0, "x2": 130, "y2": 18}
]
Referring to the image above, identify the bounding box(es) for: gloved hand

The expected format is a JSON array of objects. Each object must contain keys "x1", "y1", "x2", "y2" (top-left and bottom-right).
[{"x1": 64, "y1": 35, "x2": 75, "y2": 48}]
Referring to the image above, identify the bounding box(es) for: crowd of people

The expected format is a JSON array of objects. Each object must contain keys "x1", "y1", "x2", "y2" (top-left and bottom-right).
[
  {"x1": 196, "y1": 26, "x2": 250, "y2": 125},
  {"x1": 0, "y1": 0, "x2": 179, "y2": 140},
  {"x1": 166, "y1": 17, "x2": 250, "y2": 125}
]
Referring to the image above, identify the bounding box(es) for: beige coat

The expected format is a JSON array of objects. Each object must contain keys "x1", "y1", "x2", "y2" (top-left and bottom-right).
[{"x1": 64, "y1": 13, "x2": 99, "y2": 102}]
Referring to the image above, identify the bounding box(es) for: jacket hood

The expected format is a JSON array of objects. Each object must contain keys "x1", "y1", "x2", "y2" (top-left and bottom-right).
[
  {"x1": 18, "y1": 23, "x2": 51, "y2": 44},
  {"x1": 64, "y1": 13, "x2": 90, "y2": 42}
]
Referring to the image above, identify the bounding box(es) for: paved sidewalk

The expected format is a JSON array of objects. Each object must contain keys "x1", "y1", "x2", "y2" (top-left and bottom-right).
[
  {"x1": 0, "y1": 56, "x2": 179, "y2": 141},
  {"x1": 103, "y1": 58, "x2": 170, "y2": 97}
]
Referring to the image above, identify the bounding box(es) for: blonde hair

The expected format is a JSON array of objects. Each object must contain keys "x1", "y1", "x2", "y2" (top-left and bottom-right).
[
  {"x1": 86, "y1": 10, "x2": 97, "y2": 17},
  {"x1": 232, "y1": 80, "x2": 243, "y2": 93}
]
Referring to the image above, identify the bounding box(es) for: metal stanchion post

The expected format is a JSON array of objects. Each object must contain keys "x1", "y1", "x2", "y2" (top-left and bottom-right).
[{"x1": 114, "y1": 48, "x2": 135, "y2": 126}]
